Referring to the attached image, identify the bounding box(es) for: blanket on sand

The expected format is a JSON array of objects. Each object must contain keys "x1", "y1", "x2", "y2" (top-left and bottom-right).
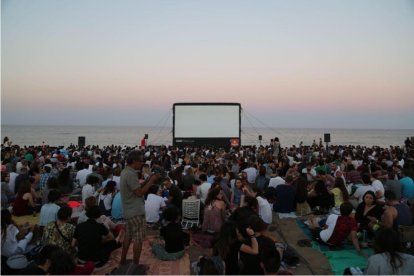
[{"x1": 296, "y1": 219, "x2": 372, "y2": 275}]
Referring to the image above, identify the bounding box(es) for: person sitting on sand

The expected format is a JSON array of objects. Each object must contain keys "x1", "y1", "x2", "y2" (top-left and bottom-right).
[
  {"x1": 308, "y1": 202, "x2": 362, "y2": 254},
  {"x1": 151, "y1": 206, "x2": 185, "y2": 260}
]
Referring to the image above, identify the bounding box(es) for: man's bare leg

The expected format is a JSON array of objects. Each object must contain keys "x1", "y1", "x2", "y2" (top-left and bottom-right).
[
  {"x1": 120, "y1": 237, "x2": 131, "y2": 265},
  {"x1": 133, "y1": 241, "x2": 143, "y2": 265}
]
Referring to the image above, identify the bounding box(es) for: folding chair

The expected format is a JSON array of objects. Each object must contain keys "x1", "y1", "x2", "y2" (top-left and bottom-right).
[{"x1": 181, "y1": 198, "x2": 201, "y2": 230}]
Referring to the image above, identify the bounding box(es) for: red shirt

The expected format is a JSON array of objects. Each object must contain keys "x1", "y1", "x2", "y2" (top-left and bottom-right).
[{"x1": 327, "y1": 216, "x2": 357, "y2": 246}]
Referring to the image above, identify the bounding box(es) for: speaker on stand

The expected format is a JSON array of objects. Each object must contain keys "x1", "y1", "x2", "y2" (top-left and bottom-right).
[{"x1": 78, "y1": 136, "x2": 85, "y2": 148}]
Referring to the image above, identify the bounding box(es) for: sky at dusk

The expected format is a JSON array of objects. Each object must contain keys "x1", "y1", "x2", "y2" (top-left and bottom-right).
[{"x1": 2, "y1": 0, "x2": 414, "y2": 129}]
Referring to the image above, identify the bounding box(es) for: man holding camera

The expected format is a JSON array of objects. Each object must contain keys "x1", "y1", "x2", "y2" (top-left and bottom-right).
[{"x1": 119, "y1": 150, "x2": 160, "y2": 267}]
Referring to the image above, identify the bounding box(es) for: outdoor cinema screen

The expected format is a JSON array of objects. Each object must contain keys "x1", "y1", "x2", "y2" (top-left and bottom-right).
[{"x1": 173, "y1": 103, "x2": 240, "y2": 138}]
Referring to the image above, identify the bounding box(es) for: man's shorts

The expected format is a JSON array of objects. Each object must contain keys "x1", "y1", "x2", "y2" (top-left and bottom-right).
[{"x1": 125, "y1": 215, "x2": 146, "y2": 243}]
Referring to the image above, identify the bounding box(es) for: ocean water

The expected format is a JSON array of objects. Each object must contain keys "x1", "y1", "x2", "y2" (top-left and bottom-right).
[{"x1": 1, "y1": 125, "x2": 413, "y2": 148}]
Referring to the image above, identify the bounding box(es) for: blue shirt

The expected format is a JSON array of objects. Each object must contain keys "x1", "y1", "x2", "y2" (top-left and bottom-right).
[
  {"x1": 400, "y1": 176, "x2": 414, "y2": 199},
  {"x1": 111, "y1": 192, "x2": 124, "y2": 220}
]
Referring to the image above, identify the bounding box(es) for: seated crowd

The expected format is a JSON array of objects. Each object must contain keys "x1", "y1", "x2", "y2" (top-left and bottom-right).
[{"x1": 1, "y1": 139, "x2": 414, "y2": 274}]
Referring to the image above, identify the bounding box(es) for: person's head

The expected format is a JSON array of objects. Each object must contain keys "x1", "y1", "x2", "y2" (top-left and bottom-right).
[
  {"x1": 285, "y1": 174, "x2": 293, "y2": 184},
  {"x1": 339, "y1": 202, "x2": 354, "y2": 216},
  {"x1": 148, "y1": 184, "x2": 159, "y2": 195},
  {"x1": 259, "y1": 166, "x2": 266, "y2": 176},
  {"x1": 84, "y1": 196, "x2": 97, "y2": 209},
  {"x1": 163, "y1": 206, "x2": 179, "y2": 222},
  {"x1": 162, "y1": 177, "x2": 173, "y2": 189},
  {"x1": 205, "y1": 187, "x2": 222, "y2": 206},
  {"x1": 1, "y1": 209, "x2": 13, "y2": 227},
  {"x1": 57, "y1": 206, "x2": 72, "y2": 221},
  {"x1": 248, "y1": 215, "x2": 267, "y2": 233},
  {"x1": 314, "y1": 180, "x2": 329, "y2": 195},
  {"x1": 103, "y1": 180, "x2": 116, "y2": 195},
  {"x1": 48, "y1": 249, "x2": 75, "y2": 275},
  {"x1": 251, "y1": 186, "x2": 263, "y2": 198},
  {"x1": 236, "y1": 221, "x2": 250, "y2": 240},
  {"x1": 47, "y1": 177, "x2": 59, "y2": 189},
  {"x1": 1, "y1": 170, "x2": 10, "y2": 182},
  {"x1": 243, "y1": 195, "x2": 259, "y2": 213},
  {"x1": 373, "y1": 228, "x2": 405, "y2": 273},
  {"x1": 18, "y1": 179, "x2": 32, "y2": 194},
  {"x1": 362, "y1": 191, "x2": 376, "y2": 206},
  {"x1": 385, "y1": 190, "x2": 397, "y2": 202},
  {"x1": 199, "y1": 173, "x2": 207, "y2": 182},
  {"x1": 361, "y1": 173, "x2": 371, "y2": 184},
  {"x1": 234, "y1": 177, "x2": 243, "y2": 189},
  {"x1": 126, "y1": 150, "x2": 144, "y2": 170},
  {"x1": 47, "y1": 189, "x2": 61, "y2": 203},
  {"x1": 198, "y1": 256, "x2": 223, "y2": 275},
  {"x1": 333, "y1": 177, "x2": 349, "y2": 201},
  {"x1": 35, "y1": 245, "x2": 61, "y2": 270},
  {"x1": 85, "y1": 205, "x2": 101, "y2": 219},
  {"x1": 86, "y1": 174, "x2": 99, "y2": 186}
]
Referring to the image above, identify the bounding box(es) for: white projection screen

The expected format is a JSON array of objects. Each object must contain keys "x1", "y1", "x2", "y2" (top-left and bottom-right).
[{"x1": 173, "y1": 103, "x2": 241, "y2": 148}]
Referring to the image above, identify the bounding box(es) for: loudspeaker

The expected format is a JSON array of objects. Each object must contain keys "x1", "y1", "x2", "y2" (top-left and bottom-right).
[
  {"x1": 258, "y1": 135, "x2": 262, "y2": 141},
  {"x1": 324, "y1": 133, "x2": 330, "y2": 143},
  {"x1": 144, "y1": 134, "x2": 148, "y2": 139},
  {"x1": 78, "y1": 136, "x2": 85, "y2": 148}
]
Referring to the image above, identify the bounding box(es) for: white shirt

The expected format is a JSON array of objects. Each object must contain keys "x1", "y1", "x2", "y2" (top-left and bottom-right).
[
  {"x1": 371, "y1": 179, "x2": 385, "y2": 202},
  {"x1": 243, "y1": 167, "x2": 257, "y2": 184},
  {"x1": 257, "y1": 196, "x2": 272, "y2": 224},
  {"x1": 197, "y1": 182, "x2": 212, "y2": 204},
  {"x1": 268, "y1": 176, "x2": 285, "y2": 189},
  {"x1": 8, "y1": 172, "x2": 18, "y2": 194},
  {"x1": 145, "y1": 194, "x2": 166, "y2": 223},
  {"x1": 39, "y1": 203, "x2": 61, "y2": 226},
  {"x1": 98, "y1": 193, "x2": 114, "y2": 211},
  {"x1": 1, "y1": 224, "x2": 33, "y2": 257},
  {"x1": 319, "y1": 214, "x2": 339, "y2": 242},
  {"x1": 82, "y1": 184, "x2": 96, "y2": 205},
  {"x1": 76, "y1": 168, "x2": 92, "y2": 187}
]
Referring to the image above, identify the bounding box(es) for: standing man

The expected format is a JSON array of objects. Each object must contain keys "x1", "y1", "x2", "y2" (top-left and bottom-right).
[{"x1": 120, "y1": 150, "x2": 160, "y2": 267}]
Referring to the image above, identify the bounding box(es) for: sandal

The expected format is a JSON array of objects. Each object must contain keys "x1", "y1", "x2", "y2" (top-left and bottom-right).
[{"x1": 297, "y1": 239, "x2": 311, "y2": 247}]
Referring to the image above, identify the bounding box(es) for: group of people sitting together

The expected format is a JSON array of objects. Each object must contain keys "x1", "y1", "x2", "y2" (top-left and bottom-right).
[{"x1": 1, "y1": 138, "x2": 414, "y2": 274}]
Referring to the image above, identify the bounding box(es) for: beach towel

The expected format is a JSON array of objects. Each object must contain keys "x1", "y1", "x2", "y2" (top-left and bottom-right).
[
  {"x1": 296, "y1": 219, "x2": 372, "y2": 275},
  {"x1": 278, "y1": 212, "x2": 297, "y2": 219},
  {"x1": 12, "y1": 215, "x2": 38, "y2": 226},
  {"x1": 92, "y1": 235, "x2": 190, "y2": 275}
]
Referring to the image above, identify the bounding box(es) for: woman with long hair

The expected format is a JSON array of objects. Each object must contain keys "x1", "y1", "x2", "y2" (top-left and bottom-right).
[
  {"x1": 57, "y1": 167, "x2": 74, "y2": 195},
  {"x1": 330, "y1": 177, "x2": 350, "y2": 208},
  {"x1": 97, "y1": 181, "x2": 116, "y2": 216},
  {"x1": 202, "y1": 187, "x2": 226, "y2": 234},
  {"x1": 307, "y1": 180, "x2": 334, "y2": 213},
  {"x1": 213, "y1": 221, "x2": 240, "y2": 275},
  {"x1": 1, "y1": 209, "x2": 34, "y2": 257},
  {"x1": 365, "y1": 228, "x2": 414, "y2": 274},
  {"x1": 354, "y1": 191, "x2": 383, "y2": 238},
  {"x1": 12, "y1": 180, "x2": 40, "y2": 216}
]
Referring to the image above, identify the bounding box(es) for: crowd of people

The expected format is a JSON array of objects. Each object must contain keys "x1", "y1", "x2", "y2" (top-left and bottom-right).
[{"x1": 1, "y1": 135, "x2": 414, "y2": 274}]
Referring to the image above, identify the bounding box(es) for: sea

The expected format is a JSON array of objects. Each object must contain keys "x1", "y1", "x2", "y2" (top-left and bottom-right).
[{"x1": 1, "y1": 125, "x2": 413, "y2": 149}]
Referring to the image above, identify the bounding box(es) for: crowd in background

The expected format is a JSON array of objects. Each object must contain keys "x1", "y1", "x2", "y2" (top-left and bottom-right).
[{"x1": 1, "y1": 135, "x2": 414, "y2": 274}]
